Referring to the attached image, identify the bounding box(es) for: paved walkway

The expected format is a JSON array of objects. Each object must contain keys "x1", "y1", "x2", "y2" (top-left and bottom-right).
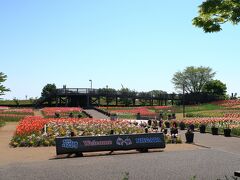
[
  {"x1": 1, "y1": 122, "x2": 240, "y2": 179},
  {"x1": 84, "y1": 109, "x2": 109, "y2": 119},
  {"x1": 33, "y1": 109, "x2": 44, "y2": 117},
  {"x1": 192, "y1": 131, "x2": 240, "y2": 155},
  {"x1": 0, "y1": 122, "x2": 55, "y2": 166},
  {"x1": 1, "y1": 149, "x2": 239, "y2": 180}
]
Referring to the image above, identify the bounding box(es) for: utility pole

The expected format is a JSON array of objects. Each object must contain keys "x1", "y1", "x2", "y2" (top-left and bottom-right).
[
  {"x1": 183, "y1": 84, "x2": 186, "y2": 118},
  {"x1": 106, "y1": 85, "x2": 109, "y2": 110},
  {"x1": 89, "y1": 80, "x2": 92, "y2": 91}
]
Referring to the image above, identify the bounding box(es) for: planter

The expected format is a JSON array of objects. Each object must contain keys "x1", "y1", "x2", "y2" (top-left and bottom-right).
[
  {"x1": 199, "y1": 125, "x2": 206, "y2": 133},
  {"x1": 179, "y1": 122, "x2": 186, "y2": 130},
  {"x1": 110, "y1": 114, "x2": 117, "y2": 121},
  {"x1": 211, "y1": 127, "x2": 218, "y2": 135},
  {"x1": 136, "y1": 113, "x2": 141, "y2": 120},
  {"x1": 185, "y1": 133, "x2": 194, "y2": 143},
  {"x1": 165, "y1": 121, "x2": 170, "y2": 128},
  {"x1": 224, "y1": 128, "x2": 231, "y2": 137},
  {"x1": 189, "y1": 124, "x2": 195, "y2": 132},
  {"x1": 170, "y1": 128, "x2": 178, "y2": 135}
]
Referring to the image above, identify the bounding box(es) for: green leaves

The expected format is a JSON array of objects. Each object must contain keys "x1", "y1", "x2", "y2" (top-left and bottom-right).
[
  {"x1": 41, "y1": 84, "x2": 57, "y2": 98},
  {"x1": 193, "y1": 0, "x2": 240, "y2": 32},
  {"x1": 172, "y1": 66, "x2": 215, "y2": 93},
  {"x1": 0, "y1": 72, "x2": 10, "y2": 96}
]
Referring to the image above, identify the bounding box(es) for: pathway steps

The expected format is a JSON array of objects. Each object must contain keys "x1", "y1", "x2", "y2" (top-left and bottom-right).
[{"x1": 84, "y1": 109, "x2": 109, "y2": 119}]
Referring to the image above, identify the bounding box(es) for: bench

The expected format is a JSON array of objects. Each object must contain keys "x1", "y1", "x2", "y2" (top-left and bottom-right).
[
  {"x1": 55, "y1": 133, "x2": 165, "y2": 156},
  {"x1": 235, "y1": 171, "x2": 240, "y2": 177}
]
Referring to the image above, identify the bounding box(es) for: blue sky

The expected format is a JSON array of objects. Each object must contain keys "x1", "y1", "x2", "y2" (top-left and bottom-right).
[{"x1": 0, "y1": 0, "x2": 239, "y2": 99}]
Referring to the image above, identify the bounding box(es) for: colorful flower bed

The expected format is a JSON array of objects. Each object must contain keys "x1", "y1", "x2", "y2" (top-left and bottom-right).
[
  {"x1": 179, "y1": 117, "x2": 240, "y2": 126},
  {"x1": 99, "y1": 106, "x2": 157, "y2": 119},
  {"x1": 0, "y1": 108, "x2": 34, "y2": 115},
  {"x1": 0, "y1": 106, "x2": 9, "y2": 110},
  {"x1": 109, "y1": 107, "x2": 156, "y2": 116},
  {"x1": 42, "y1": 107, "x2": 84, "y2": 118},
  {"x1": 179, "y1": 117, "x2": 240, "y2": 136},
  {"x1": 0, "y1": 108, "x2": 33, "y2": 122},
  {"x1": 224, "y1": 113, "x2": 240, "y2": 118},
  {"x1": 10, "y1": 116, "x2": 145, "y2": 147},
  {"x1": 149, "y1": 106, "x2": 171, "y2": 110},
  {"x1": 186, "y1": 111, "x2": 225, "y2": 118},
  {"x1": 186, "y1": 109, "x2": 240, "y2": 118},
  {"x1": 212, "y1": 100, "x2": 240, "y2": 108}
]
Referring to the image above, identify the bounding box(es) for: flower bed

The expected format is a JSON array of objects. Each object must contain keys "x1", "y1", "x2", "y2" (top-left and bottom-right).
[
  {"x1": 212, "y1": 100, "x2": 240, "y2": 108},
  {"x1": 0, "y1": 108, "x2": 34, "y2": 115},
  {"x1": 0, "y1": 108, "x2": 33, "y2": 122},
  {"x1": 99, "y1": 107, "x2": 158, "y2": 119},
  {"x1": 42, "y1": 107, "x2": 84, "y2": 118},
  {"x1": 179, "y1": 117, "x2": 240, "y2": 136},
  {"x1": 10, "y1": 116, "x2": 145, "y2": 147},
  {"x1": 148, "y1": 106, "x2": 171, "y2": 110},
  {"x1": 224, "y1": 113, "x2": 240, "y2": 118},
  {"x1": 179, "y1": 117, "x2": 240, "y2": 126},
  {"x1": 0, "y1": 106, "x2": 9, "y2": 110},
  {"x1": 186, "y1": 111, "x2": 225, "y2": 118}
]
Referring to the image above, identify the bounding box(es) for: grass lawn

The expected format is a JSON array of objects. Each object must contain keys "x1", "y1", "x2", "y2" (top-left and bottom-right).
[
  {"x1": 0, "y1": 120, "x2": 5, "y2": 127},
  {"x1": 174, "y1": 103, "x2": 222, "y2": 113}
]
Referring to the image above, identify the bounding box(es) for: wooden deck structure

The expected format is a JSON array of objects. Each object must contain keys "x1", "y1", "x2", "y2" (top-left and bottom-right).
[{"x1": 54, "y1": 88, "x2": 183, "y2": 107}]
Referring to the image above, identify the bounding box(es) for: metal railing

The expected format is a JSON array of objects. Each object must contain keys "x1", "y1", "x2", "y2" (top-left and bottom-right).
[{"x1": 57, "y1": 88, "x2": 98, "y2": 95}]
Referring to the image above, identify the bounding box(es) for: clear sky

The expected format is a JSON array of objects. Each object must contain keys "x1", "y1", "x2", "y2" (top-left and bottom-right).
[{"x1": 0, "y1": 0, "x2": 239, "y2": 99}]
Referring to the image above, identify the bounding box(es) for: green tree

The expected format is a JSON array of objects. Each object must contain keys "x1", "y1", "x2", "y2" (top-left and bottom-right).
[
  {"x1": 0, "y1": 72, "x2": 10, "y2": 96},
  {"x1": 118, "y1": 88, "x2": 136, "y2": 106},
  {"x1": 203, "y1": 79, "x2": 227, "y2": 98},
  {"x1": 193, "y1": 0, "x2": 240, "y2": 33},
  {"x1": 41, "y1": 84, "x2": 57, "y2": 105},
  {"x1": 149, "y1": 90, "x2": 167, "y2": 97},
  {"x1": 172, "y1": 66, "x2": 216, "y2": 93},
  {"x1": 138, "y1": 92, "x2": 151, "y2": 105},
  {"x1": 98, "y1": 87, "x2": 117, "y2": 105}
]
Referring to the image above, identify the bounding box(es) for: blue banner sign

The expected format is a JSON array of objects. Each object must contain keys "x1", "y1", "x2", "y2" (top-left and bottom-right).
[{"x1": 56, "y1": 133, "x2": 165, "y2": 155}]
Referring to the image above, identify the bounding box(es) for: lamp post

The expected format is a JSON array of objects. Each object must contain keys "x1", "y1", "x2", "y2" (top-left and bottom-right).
[
  {"x1": 89, "y1": 80, "x2": 92, "y2": 90},
  {"x1": 183, "y1": 84, "x2": 186, "y2": 118},
  {"x1": 106, "y1": 85, "x2": 109, "y2": 110}
]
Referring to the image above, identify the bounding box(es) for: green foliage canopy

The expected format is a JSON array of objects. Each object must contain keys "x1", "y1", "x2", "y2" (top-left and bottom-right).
[
  {"x1": 193, "y1": 0, "x2": 240, "y2": 32},
  {"x1": 203, "y1": 79, "x2": 227, "y2": 98},
  {"x1": 0, "y1": 72, "x2": 10, "y2": 96},
  {"x1": 98, "y1": 87, "x2": 117, "y2": 104},
  {"x1": 172, "y1": 66, "x2": 216, "y2": 94},
  {"x1": 41, "y1": 83, "x2": 57, "y2": 98}
]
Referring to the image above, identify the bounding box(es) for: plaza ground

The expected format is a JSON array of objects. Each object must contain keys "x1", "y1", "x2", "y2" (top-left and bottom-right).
[{"x1": 0, "y1": 122, "x2": 239, "y2": 180}]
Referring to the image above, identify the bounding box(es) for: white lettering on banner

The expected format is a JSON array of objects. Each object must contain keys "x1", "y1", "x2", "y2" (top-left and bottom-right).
[
  {"x1": 62, "y1": 139, "x2": 79, "y2": 149},
  {"x1": 83, "y1": 140, "x2": 112, "y2": 146}
]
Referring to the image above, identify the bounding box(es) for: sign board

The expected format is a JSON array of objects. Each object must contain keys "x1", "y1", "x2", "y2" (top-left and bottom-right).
[{"x1": 55, "y1": 133, "x2": 165, "y2": 155}]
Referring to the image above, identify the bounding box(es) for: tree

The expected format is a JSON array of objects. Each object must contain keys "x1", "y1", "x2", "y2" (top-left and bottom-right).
[
  {"x1": 149, "y1": 90, "x2": 167, "y2": 97},
  {"x1": 118, "y1": 88, "x2": 137, "y2": 106},
  {"x1": 41, "y1": 84, "x2": 57, "y2": 105},
  {"x1": 0, "y1": 72, "x2": 10, "y2": 96},
  {"x1": 98, "y1": 87, "x2": 117, "y2": 105},
  {"x1": 172, "y1": 66, "x2": 216, "y2": 94},
  {"x1": 203, "y1": 79, "x2": 227, "y2": 99},
  {"x1": 138, "y1": 92, "x2": 151, "y2": 105},
  {"x1": 41, "y1": 84, "x2": 57, "y2": 97},
  {"x1": 193, "y1": 0, "x2": 240, "y2": 33}
]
